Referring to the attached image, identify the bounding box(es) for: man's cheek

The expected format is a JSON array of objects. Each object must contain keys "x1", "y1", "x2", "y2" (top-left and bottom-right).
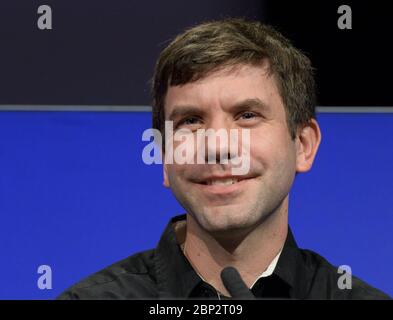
[{"x1": 169, "y1": 166, "x2": 187, "y2": 185}]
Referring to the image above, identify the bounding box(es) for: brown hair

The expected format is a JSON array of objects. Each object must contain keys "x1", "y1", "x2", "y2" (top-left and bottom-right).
[{"x1": 152, "y1": 18, "x2": 316, "y2": 141}]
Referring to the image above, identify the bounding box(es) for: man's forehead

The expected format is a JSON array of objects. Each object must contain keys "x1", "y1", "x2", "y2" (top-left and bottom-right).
[{"x1": 164, "y1": 63, "x2": 281, "y2": 118}]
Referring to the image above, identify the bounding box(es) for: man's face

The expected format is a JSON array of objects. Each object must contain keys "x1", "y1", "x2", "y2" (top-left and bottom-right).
[{"x1": 163, "y1": 63, "x2": 300, "y2": 235}]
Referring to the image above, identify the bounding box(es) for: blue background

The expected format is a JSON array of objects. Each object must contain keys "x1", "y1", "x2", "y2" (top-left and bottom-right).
[{"x1": 0, "y1": 111, "x2": 392, "y2": 299}]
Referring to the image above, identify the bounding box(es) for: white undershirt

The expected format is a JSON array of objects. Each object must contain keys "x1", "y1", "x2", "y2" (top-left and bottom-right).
[
  {"x1": 183, "y1": 242, "x2": 283, "y2": 290},
  {"x1": 249, "y1": 248, "x2": 282, "y2": 289}
]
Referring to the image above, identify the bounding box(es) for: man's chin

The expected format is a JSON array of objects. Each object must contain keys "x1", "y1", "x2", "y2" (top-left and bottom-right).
[{"x1": 193, "y1": 207, "x2": 256, "y2": 235}]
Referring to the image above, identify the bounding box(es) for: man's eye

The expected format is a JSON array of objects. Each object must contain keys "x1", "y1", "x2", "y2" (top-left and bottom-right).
[
  {"x1": 239, "y1": 112, "x2": 257, "y2": 120},
  {"x1": 178, "y1": 116, "x2": 201, "y2": 126}
]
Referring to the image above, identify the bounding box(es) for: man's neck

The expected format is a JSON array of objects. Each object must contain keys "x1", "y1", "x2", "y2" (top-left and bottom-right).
[{"x1": 183, "y1": 200, "x2": 288, "y2": 297}]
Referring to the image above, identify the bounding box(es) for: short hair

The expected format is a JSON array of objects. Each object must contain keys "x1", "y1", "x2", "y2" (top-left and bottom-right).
[{"x1": 152, "y1": 18, "x2": 316, "y2": 141}]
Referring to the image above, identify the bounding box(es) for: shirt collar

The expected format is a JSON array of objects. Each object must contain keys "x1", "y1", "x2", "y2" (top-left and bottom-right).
[
  {"x1": 250, "y1": 247, "x2": 282, "y2": 289},
  {"x1": 272, "y1": 227, "x2": 314, "y2": 299},
  {"x1": 154, "y1": 214, "x2": 311, "y2": 299},
  {"x1": 154, "y1": 214, "x2": 201, "y2": 298}
]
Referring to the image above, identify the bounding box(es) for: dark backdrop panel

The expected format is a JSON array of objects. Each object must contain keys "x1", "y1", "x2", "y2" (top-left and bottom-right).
[
  {"x1": 264, "y1": 0, "x2": 393, "y2": 106},
  {"x1": 0, "y1": 0, "x2": 264, "y2": 105},
  {"x1": 2, "y1": 1, "x2": 392, "y2": 107}
]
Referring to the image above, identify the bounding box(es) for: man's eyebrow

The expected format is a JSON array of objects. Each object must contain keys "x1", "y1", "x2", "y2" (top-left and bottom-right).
[
  {"x1": 167, "y1": 105, "x2": 207, "y2": 121},
  {"x1": 231, "y1": 98, "x2": 271, "y2": 113},
  {"x1": 167, "y1": 98, "x2": 270, "y2": 120}
]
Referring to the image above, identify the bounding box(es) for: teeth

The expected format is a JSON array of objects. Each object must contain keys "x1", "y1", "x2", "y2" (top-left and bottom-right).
[{"x1": 207, "y1": 178, "x2": 238, "y2": 186}]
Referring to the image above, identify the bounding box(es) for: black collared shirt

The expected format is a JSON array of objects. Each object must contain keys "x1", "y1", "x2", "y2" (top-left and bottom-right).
[{"x1": 58, "y1": 214, "x2": 390, "y2": 300}]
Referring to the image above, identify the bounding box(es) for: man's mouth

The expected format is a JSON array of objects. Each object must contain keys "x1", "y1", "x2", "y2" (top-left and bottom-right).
[
  {"x1": 192, "y1": 175, "x2": 256, "y2": 196},
  {"x1": 202, "y1": 178, "x2": 241, "y2": 186}
]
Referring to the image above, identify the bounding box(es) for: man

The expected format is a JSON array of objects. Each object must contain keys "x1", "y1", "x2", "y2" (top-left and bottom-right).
[{"x1": 58, "y1": 18, "x2": 390, "y2": 299}]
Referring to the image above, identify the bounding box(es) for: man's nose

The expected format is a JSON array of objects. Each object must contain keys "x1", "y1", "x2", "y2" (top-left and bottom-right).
[{"x1": 202, "y1": 120, "x2": 240, "y2": 164}]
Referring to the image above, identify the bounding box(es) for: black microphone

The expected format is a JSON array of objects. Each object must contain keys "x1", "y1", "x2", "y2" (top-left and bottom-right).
[{"x1": 220, "y1": 266, "x2": 256, "y2": 299}]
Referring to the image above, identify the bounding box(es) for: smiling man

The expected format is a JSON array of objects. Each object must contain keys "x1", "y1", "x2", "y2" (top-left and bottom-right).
[
  {"x1": 58, "y1": 18, "x2": 390, "y2": 299},
  {"x1": 161, "y1": 60, "x2": 304, "y2": 297}
]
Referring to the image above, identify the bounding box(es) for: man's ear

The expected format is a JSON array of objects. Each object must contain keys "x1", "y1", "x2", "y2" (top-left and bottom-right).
[
  {"x1": 295, "y1": 119, "x2": 322, "y2": 173},
  {"x1": 163, "y1": 160, "x2": 170, "y2": 188}
]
